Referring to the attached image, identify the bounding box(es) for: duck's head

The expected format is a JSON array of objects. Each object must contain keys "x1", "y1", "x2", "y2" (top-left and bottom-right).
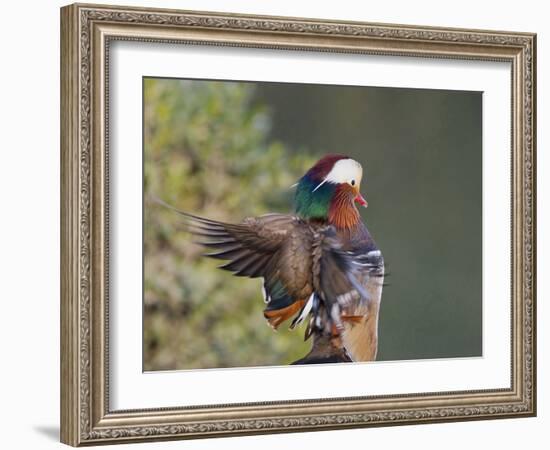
[{"x1": 294, "y1": 154, "x2": 367, "y2": 229}]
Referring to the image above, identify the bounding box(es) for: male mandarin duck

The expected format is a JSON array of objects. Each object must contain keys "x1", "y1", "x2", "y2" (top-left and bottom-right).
[{"x1": 164, "y1": 154, "x2": 384, "y2": 364}]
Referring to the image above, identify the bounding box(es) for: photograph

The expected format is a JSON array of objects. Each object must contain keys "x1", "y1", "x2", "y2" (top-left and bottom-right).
[
  {"x1": 143, "y1": 77, "x2": 482, "y2": 371},
  {"x1": 57, "y1": 3, "x2": 536, "y2": 445}
]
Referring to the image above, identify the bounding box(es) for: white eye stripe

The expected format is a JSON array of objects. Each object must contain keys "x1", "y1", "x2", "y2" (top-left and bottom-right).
[
  {"x1": 312, "y1": 179, "x2": 327, "y2": 192},
  {"x1": 322, "y1": 159, "x2": 363, "y2": 186}
]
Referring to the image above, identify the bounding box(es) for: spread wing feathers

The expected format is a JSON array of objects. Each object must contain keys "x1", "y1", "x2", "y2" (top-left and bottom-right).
[
  {"x1": 166, "y1": 206, "x2": 292, "y2": 278},
  {"x1": 156, "y1": 198, "x2": 381, "y2": 337},
  {"x1": 191, "y1": 213, "x2": 317, "y2": 329},
  {"x1": 192, "y1": 214, "x2": 299, "y2": 276},
  {"x1": 160, "y1": 202, "x2": 315, "y2": 329}
]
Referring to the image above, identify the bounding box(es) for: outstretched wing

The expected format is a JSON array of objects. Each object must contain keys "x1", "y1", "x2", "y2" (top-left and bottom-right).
[
  {"x1": 191, "y1": 213, "x2": 293, "y2": 278},
  {"x1": 157, "y1": 199, "x2": 382, "y2": 340},
  {"x1": 189, "y1": 213, "x2": 380, "y2": 336},
  {"x1": 162, "y1": 202, "x2": 316, "y2": 329}
]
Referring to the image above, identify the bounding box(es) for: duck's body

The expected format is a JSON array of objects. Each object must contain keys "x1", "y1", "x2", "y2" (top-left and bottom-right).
[
  {"x1": 170, "y1": 154, "x2": 384, "y2": 363},
  {"x1": 332, "y1": 222, "x2": 384, "y2": 362}
]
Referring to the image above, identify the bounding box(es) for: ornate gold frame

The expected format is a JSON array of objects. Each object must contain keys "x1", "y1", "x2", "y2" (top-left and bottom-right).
[{"x1": 60, "y1": 3, "x2": 536, "y2": 446}]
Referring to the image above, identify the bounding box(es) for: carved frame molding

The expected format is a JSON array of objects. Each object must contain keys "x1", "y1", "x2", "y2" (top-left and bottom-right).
[{"x1": 60, "y1": 3, "x2": 536, "y2": 446}]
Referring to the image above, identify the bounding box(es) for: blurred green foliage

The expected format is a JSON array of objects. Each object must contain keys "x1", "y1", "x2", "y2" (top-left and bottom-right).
[{"x1": 144, "y1": 79, "x2": 314, "y2": 370}]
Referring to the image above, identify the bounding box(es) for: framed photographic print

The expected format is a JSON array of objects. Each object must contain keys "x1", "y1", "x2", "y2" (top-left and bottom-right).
[{"x1": 60, "y1": 3, "x2": 537, "y2": 446}]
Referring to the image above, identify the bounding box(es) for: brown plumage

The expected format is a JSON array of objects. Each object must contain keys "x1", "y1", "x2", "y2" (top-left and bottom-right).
[
  {"x1": 162, "y1": 205, "x2": 382, "y2": 349},
  {"x1": 157, "y1": 154, "x2": 384, "y2": 364}
]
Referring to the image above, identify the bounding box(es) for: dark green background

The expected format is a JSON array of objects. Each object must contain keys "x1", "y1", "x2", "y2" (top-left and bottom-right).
[{"x1": 143, "y1": 78, "x2": 482, "y2": 370}]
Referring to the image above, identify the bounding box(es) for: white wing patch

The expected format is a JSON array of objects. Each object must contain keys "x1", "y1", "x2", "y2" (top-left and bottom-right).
[
  {"x1": 261, "y1": 282, "x2": 270, "y2": 303},
  {"x1": 289, "y1": 293, "x2": 315, "y2": 329}
]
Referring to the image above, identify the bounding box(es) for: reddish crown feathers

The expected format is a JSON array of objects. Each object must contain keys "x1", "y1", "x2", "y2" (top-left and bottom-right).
[{"x1": 305, "y1": 154, "x2": 351, "y2": 181}]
